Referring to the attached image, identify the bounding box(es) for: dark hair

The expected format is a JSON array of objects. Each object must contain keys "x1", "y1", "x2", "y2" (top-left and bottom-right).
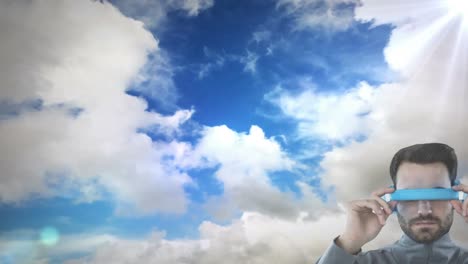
[{"x1": 389, "y1": 143, "x2": 457, "y2": 187}]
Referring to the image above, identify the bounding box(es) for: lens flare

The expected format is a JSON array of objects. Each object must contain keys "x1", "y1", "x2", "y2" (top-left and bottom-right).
[{"x1": 40, "y1": 226, "x2": 60, "y2": 246}]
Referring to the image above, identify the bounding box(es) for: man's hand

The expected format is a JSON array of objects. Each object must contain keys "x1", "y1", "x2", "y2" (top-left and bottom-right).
[
  {"x1": 337, "y1": 187, "x2": 397, "y2": 254},
  {"x1": 451, "y1": 183, "x2": 468, "y2": 223}
]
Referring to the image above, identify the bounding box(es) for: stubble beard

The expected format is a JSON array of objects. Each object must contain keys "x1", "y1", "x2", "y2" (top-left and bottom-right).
[{"x1": 397, "y1": 210, "x2": 453, "y2": 244}]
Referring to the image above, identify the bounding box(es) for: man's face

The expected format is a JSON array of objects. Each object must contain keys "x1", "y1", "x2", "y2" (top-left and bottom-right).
[{"x1": 395, "y1": 162, "x2": 454, "y2": 244}]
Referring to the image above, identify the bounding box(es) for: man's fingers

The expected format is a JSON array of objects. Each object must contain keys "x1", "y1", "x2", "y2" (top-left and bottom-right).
[
  {"x1": 450, "y1": 200, "x2": 462, "y2": 214},
  {"x1": 371, "y1": 187, "x2": 395, "y2": 197},
  {"x1": 452, "y1": 183, "x2": 468, "y2": 193},
  {"x1": 354, "y1": 199, "x2": 388, "y2": 225},
  {"x1": 463, "y1": 199, "x2": 468, "y2": 217},
  {"x1": 348, "y1": 187, "x2": 396, "y2": 226},
  {"x1": 371, "y1": 187, "x2": 395, "y2": 214},
  {"x1": 370, "y1": 190, "x2": 393, "y2": 215},
  {"x1": 371, "y1": 195, "x2": 392, "y2": 215},
  {"x1": 353, "y1": 199, "x2": 382, "y2": 213},
  {"x1": 452, "y1": 184, "x2": 468, "y2": 216}
]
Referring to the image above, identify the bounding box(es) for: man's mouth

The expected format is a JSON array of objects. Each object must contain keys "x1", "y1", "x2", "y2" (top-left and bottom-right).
[{"x1": 413, "y1": 220, "x2": 437, "y2": 226}]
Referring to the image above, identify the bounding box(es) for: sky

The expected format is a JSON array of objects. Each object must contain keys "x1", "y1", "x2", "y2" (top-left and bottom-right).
[{"x1": 1, "y1": 0, "x2": 468, "y2": 263}]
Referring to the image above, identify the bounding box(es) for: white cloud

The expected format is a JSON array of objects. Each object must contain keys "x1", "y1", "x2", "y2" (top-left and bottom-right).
[
  {"x1": 198, "y1": 48, "x2": 259, "y2": 77},
  {"x1": 176, "y1": 0, "x2": 214, "y2": 16},
  {"x1": 113, "y1": 0, "x2": 214, "y2": 29},
  {"x1": 276, "y1": 0, "x2": 359, "y2": 32},
  {"x1": 103, "y1": 0, "x2": 216, "y2": 106},
  {"x1": 251, "y1": 30, "x2": 272, "y2": 44},
  {"x1": 192, "y1": 125, "x2": 333, "y2": 220},
  {"x1": 241, "y1": 50, "x2": 260, "y2": 74},
  {"x1": 249, "y1": 29, "x2": 276, "y2": 56},
  {"x1": 0, "y1": 229, "x2": 119, "y2": 263},
  {"x1": 271, "y1": 80, "x2": 377, "y2": 141},
  {"x1": 129, "y1": 45, "x2": 179, "y2": 109},
  {"x1": 356, "y1": 0, "x2": 465, "y2": 79},
  {"x1": 197, "y1": 47, "x2": 226, "y2": 79},
  {"x1": 40, "y1": 209, "x2": 446, "y2": 263},
  {"x1": 0, "y1": 0, "x2": 195, "y2": 215},
  {"x1": 354, "y1": 0, "x2": 452, "y2": 28},
  {"x1": 12, "y1": 211, "x2": 348, "y2": 263}
]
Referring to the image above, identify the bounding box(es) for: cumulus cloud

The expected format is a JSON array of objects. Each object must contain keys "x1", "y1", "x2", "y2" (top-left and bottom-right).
[
  {"x1": 0, "y1": 229, "x2": 117, "y2": 264},
  {"x1": 128, "y1": 46, "x2": 180, "y2": 109},
  {"x1": 11, "y1": 211, "x2": 468, "y2": 263},
  {"x1": 51, "y1": 211, "x2": 350, "y2": 264},
  {"x1": 192, "y1": 125, "x2": 332, "y2": 220},
  {"x1": 276, "y1": 0, "x2": 359, "y2": 32},
  {"x1": 269, "y1": 80, "x2": 377, "y2": 141},
  {"x1": 0, "y1": 0, "x2": 195, "y2": 215},
  {"x1": 59, "y1": 210, "x2": 452, "y2": 264}
]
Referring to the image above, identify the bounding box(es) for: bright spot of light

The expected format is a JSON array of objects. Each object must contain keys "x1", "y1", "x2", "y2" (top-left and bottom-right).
[
  {"x1": 447, "y1": 0, "x2": 468, "y2": 17},
  {"x1": 40, "y1": 226, "x2": 60, "y2": 246}
]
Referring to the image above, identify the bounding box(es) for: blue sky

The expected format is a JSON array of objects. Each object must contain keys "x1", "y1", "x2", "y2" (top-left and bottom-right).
[{"x1": 2, "y1": 0, "x2": 468, "y2": 263}]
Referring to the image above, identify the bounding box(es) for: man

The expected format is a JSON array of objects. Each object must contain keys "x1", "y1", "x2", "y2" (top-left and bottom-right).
[{"x1": 317, "y1": 143, "x2": 468, "y2": 263}]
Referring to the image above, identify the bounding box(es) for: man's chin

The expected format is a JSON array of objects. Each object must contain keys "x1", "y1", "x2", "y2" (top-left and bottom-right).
[{"x1": 409, "y1": 226, "x2": 439, "y2": 243}]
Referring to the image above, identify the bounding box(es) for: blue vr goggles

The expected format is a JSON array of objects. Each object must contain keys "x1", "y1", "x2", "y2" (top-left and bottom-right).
[
  {"x1": 382, "y1": 188, "x2": 467, "y2": 202},
  {"x1": 381, "y1": 180, "x2": 467, "y2": 202}
]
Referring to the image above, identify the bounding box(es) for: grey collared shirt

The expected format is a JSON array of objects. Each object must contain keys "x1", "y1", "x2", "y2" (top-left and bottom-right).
[{"x1": 316, "y1": 233, "x2": 468, "y2": 263}]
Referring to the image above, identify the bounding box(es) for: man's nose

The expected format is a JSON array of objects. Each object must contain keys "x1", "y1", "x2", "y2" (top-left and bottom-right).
[{"x1": 417, "y1": 200, "x2": 433, "y2": 215}]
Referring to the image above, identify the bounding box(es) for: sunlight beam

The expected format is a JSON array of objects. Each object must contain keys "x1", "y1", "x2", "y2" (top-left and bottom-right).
[{"x1": 447, "y1": 0, "x2": 468, "y2": 17}]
